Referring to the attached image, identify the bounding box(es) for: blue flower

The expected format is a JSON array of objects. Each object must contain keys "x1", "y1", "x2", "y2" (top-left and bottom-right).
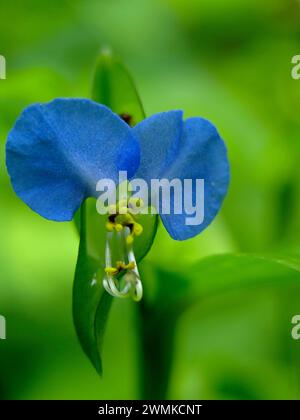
[{"x1": 6, "y1": 98, "x2": 229, "y2": 241}]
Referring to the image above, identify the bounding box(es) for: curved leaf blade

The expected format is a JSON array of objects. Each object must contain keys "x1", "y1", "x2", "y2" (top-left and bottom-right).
[
  {"x1": 92, "y1": 47, "x2": 145, "y2": 124},
  {"x1": 146, "y1": 254, "x2": 300, "y2": 308}
]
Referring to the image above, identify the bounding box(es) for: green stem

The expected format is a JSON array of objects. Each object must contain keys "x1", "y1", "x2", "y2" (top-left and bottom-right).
[{"x1": 137, "y1": 299, "x2": 178, "y2": 400}]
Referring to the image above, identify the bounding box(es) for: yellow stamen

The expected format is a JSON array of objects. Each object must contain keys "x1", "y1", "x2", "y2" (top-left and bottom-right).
[
  {"x1": 125, "y1": 261, "x2": 135, "y2": 270},
  {"x1": 105, "y1": 267, "x2": 119, "y2": 276},
  {"x1": 133, "y1": 223, "x2": 143, "y2": 236},
  {"x1": 105, "y1": 261, "x2": 136, "y2": 277},
  {"x1": 126, "y1": 234, "x2": 134, "y2": 245},
  {"x1": 115, "y1": 223, "x2": 123, "y2": 232},
  {"x1": 105, "y1": 198, "x2": 145, "y2": 241},
  {"x1": 116, "y1": 261, "x2": 125, "y2": 270},
  {"x1": 105, "y1": 221, "x2": 114, "y2": 231}
]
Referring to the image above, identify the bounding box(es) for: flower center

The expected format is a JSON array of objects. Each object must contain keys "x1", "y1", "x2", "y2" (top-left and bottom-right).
[{"x1": 105, "y1": 197, "x2": 144, "y2": 245}]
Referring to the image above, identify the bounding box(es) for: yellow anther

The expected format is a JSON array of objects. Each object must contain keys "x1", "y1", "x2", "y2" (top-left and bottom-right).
[
  {"x1": 133, "y1": 223, "x2": 143, "y2": 236},
  {"x1": 125, "y1": 261, "x2": 135, "y2": 270},
  {"x1": 115, "y1": 223, "x2": 123, "y2": 232},
  {"x1": 115, "y1": 261, "x2": 124, "y2": 270},
  {"x1": 105, "y1": 261, "x2": 136, "y2": 278},
  {"x1": 115, "y1": 261, "x2": 135, "y2": 271},
  {"x1": 105, "y1": 221, "x2": 114, "y2": 232},
  {"x1": 105, "y1": 198, "x2": 144, "y2": 247},
  {"x1": 105, "y1": 267, "x2": 119, "y2": 276},
  {"x1": 126, "y1": 234, "x2": 134, "y2": 245}
]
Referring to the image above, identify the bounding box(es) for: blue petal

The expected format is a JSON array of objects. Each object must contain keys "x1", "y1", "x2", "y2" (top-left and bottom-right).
[
  {"x1": 134, "y1": 114, "x2": 229, "y2": 240},
  {"x1": 6, "y1": 98, "x2": 140, "y2": 221},
  {"x1": 133, "y1": 110, "x2": 183, "y2": 183}
]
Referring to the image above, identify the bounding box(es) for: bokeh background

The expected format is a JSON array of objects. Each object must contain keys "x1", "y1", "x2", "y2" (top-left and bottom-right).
[{"x1": 1, "y1": 0, "x2": 300, "y2": 400}]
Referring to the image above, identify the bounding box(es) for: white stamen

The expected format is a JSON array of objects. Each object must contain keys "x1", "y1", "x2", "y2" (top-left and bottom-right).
[{"x1": 102, "y1": 229, "x2": 143, "y2": 301}]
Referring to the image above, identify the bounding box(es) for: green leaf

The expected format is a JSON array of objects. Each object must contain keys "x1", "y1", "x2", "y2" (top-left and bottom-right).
[
  {"x1": 73, "y1": 49, "x2": 157, "y2": 375},
  {"x1": 188, "y1": 254, "x2": 300, "y2": 299},
  {"x1": 137, "y1": 254, "x2": 300, "y2": 397},
  {"x1": 146, "y1": 254, "x2": 300, "y2": 308},
  {"x1": 73, "y1": 200, "x2": 112, "y2": 375},
  {"x1": 92, "y1": 47, "x2": 145, "y2": 124}
]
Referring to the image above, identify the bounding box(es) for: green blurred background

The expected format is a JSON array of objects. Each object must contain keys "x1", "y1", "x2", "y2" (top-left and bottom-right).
[{"x1": 1, "y1": 0, "x2": 300, "y2": 400}]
